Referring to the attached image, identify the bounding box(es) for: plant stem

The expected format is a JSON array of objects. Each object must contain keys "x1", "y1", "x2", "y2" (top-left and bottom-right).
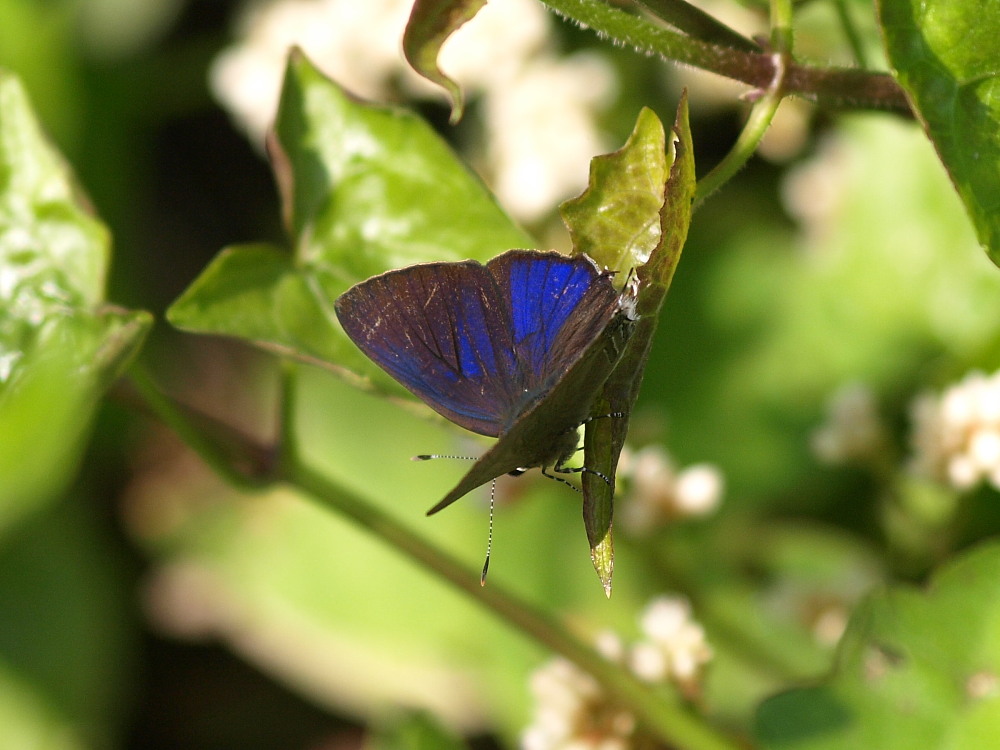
[
  {"x1": 127, "y1": 363, "x2": 273, "y2": 490},
  {"x1": 692, "y1": 0, "x2": 791, "y2": 206},
  {"x1": 634, "y1": 0, "x2": 762, "y2": 53},
  {"x1": 129, "y1": 365, "x2": 742, "y2": 750},
  {"x1": 833, "y1": 0, "x2": 869, "y2": 68},
  {"x1": 276, "y1": 360, "x2": 302, "y2": 469},
  {"x1": 539, "y1": 0, "x2": 909, "y2": 112},
  {"x1": 769, "y1": 0, "x2": 794, "y2": 55},
  {"x1": 693, "y1": 61, "x2": 785, "y2": 206},
  {"x1": 285, "y1": 459, "x2": 743, "y2": 750}
]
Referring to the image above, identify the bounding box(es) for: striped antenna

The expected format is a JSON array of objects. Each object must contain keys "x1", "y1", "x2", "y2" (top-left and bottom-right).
[{"x1": 413, "y1": 454, "x2": 495, "y2": 586}]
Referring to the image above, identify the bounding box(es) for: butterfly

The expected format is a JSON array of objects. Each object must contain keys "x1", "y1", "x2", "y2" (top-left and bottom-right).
[{"x1": 334, "y1": 249, "x2": 637, "y2": 516}]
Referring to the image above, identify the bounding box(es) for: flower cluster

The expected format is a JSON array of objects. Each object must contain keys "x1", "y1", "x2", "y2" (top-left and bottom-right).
[
  {"x1": 210, "y1": 0, "x2": 615, "y2": 222},
  {"x1": 617, "y1": 446, "x2": 724, "y2": 536},
  {"x1": 522, "y1": 597, "x2": 712, "y2": 749},
  {"x1": 910, "y1": 370, "x2": 1000, "y2": 491},
  {"x1": 811, "y1": 382, "x2": 887, "y2": 465},
  {"x1": 522, "y1": 652, "x2": 635, "y2": 750},
  {"x1": 629, "y1": 597, "x2": 713, "y2": 697}
]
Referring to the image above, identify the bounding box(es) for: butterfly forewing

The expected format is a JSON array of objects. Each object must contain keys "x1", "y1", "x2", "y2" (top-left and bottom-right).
[
  {"x1": 335, "y1": 261, "x2": 520, "y2": 436},
  {"x1": 487, "y1": 251, "x2": 620, "y2": 409}
]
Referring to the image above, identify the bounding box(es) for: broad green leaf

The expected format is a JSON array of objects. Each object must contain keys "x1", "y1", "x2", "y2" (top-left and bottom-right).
[
  {"x1": 168, "y1": 51, "x2": 532, "y2": 397},
  {"x1": 561, "y1": 106, "x2": 668, "y2": 277},
  {"x1": 756, "y1": 541, "x2": 1000, "y2": 749},
  {"x1": 168, "y1": 243, "x2": 370, "y2": 377},
  {"x1": 0, "y1": 69, "x2": 150, "y2": 530},
  {"x1": 367, "y1": 711, "x2": 468, "y2": 750},
  {"x1": 402, "y1": 0, "x2": 486, "y2": 123},
  {"x1": 878, "y1": 0, "x2": 1000, "y2": 262}
]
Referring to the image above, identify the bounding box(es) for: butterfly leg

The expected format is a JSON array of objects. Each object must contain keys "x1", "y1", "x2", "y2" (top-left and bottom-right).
[
  {"x1": 553, "y1": 463, "x2": 615, "y2": 488},
  {"x1": 540, "y1": 465, "x2": 583, "y2": 493},
  {"x1": 569, "y1": 412, "x2": 626, "y2": 454},
  {"x1": 578, "y1": 411, "x2": 626, "y2": 425}
]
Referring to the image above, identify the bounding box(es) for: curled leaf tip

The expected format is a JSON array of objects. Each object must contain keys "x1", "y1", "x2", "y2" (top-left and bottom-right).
[{"x1": 402, "y1": 0, "x2": 487, "y2": 125}]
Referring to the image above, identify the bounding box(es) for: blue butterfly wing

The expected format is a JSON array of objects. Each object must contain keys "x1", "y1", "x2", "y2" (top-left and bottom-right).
[
  {"x1": 335, "y1": 261, "x2": 520, "y2": 437},
  {"x1": 487, "y1": 251, "x2": 620, "y2": 404},
  {"x1": 425, "y1": 252, "x2": 630, "y2": 514}
]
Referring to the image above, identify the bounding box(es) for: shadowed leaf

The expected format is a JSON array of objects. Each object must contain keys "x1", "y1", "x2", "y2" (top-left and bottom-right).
[{"x1": 369, "y1": 711, "x2": 468, "y2": 750}]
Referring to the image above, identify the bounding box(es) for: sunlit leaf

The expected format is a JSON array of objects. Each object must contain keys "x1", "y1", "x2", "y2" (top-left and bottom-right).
[
  {"x1": 561, "y1": 106, "x2": 668, "y2": 276},
  {"x1": 878, "y1": 0, "x2": 1000, "y2": 262},
  {"x1": 168, "y1": 50, "x2": 532, "y2": 397},
  {"x1": 0, "y1": 68, "x2": 150, "y2": 530}
]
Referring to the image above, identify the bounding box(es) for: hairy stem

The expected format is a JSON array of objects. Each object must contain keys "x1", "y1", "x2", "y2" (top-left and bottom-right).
[
  {"x1": 634, "y1": 0, "x2": 761, "y2": 53},
  {"x1": 540, "y1": 0, "x2": 909, "y2": 112}
]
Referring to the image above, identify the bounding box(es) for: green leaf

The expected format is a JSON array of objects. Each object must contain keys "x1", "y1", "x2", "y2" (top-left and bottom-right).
[
  {"x1": 168, "y1": 51, "x2": 532, "y2": 397},
  {"x1": 402, "y1": 0, "x2": 486, "y2": 123},
  {"x1": 168, "y1": 243, "x2": 368, "y2": 376},
  {"x1": 367, "y1": 711, "x2": 468, "y2": 750},
  {"x1": 561, "y1": 107, "x2": 668, "y2": 276},
  {"x1": 561, "y1": 106, "x2": 667, "y2": 596},
  {"x1": 594, "y1": 94, "x2": 693, "y2": 587},
  {"x1": 559, "y1": 100, "x2": 695, "y2": 595},
  {"x1": 756, "y1": 541, "x2": 1000, "y2": 749},
  {"x1": 878, "y1": 0, "x2": 1000, "y2": 262},
  {"x1": 0, "y1": 69, "x2": 150, "y2": 530}
]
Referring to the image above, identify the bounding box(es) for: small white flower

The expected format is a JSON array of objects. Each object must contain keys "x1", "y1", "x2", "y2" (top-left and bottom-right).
[
  {"x1": 483, "y1": 51, "x2": 616, "y2": 221},
  {"x1": 632, "y1": 597, "x2": 712, "y2": 690},
  {"x1": 211, "y1": 0, "x2": 421, "y2": 142},
  {"x1": 521, "y1": 597, "x2": 710, "y2": 748},
  {"x1": 522, "y1": 656, "x2": 634, "y2": 750},
  {"x1": 594, "y1": 630, "x2": 626, "y2": 662},
  {"x1": 210, "y1": 0, "x2": 615, "y2": 222},
  {"x1": 910, "y1": 370, "x2": 1000, "y2": 492},
  {"x1": 628, "y1": 641, "x2": 669, "y2": 683},
  {"x1": 811, "y1": 382, "x2": 886, "y2": 465},
  {"x1": 618, "y1": 446, "x2": 724, "y2": 535},
  {"x1": 674, "y1": 464, "x2": 725, "y2": 515}
]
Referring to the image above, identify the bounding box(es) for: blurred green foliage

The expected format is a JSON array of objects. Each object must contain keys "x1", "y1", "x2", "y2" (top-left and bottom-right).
[{"x1": 2, "y1": 0, "x2": 1000, "y2": 748}]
